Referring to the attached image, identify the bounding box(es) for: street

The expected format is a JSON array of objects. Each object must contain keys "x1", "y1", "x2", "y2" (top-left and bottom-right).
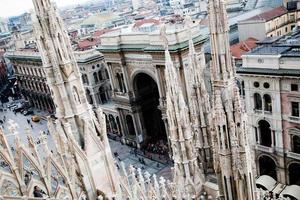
[{"x1": 0, "y1": 103, "x2": 172, "y2": 180}]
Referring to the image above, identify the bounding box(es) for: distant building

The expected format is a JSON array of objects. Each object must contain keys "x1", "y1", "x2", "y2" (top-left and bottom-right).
[
  {"x1": 5, "y1": 48, "x2": 112, "y2": 114},
  {"x1": 132, "y1": 19, "x2": 160, "y2": 32},
  {"x1": 132, "y1": 0, "x2": 143, "y2": 10},
  {"x1": 97, "y1": 23, "x2": 208, "y2": 148},
  {"x1": 238, "y1": 5, "x2": 300, "y2": 41},
  {"x1": 8, "y1": 12, "x2": 32, "y2": 31},
  {"x1": 237, "y1": 29, "x2": 300, "y2": 187},
  {"x1": 230, "y1": 37, "x2": 258, "y2": 66},
  {"x1": 0, "y1": 50, "x2": 7, "y2": 89}
]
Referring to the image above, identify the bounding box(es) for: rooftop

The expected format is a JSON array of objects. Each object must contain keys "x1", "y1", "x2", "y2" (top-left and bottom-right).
[
  {"x1": 230, "y1": 37, "x2": 258, "y2": 59},
  {"x1": 245, "y1": 29, "x2": 300, "y2": 56},
  {"x1": 133, "y1": 19, "x2": 160, "y2": 29},
  {"x1": 240, "y1": 6, "x2": 287, "y2": 22}
]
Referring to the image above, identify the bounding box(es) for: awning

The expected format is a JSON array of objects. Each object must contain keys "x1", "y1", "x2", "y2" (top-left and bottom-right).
[
  {"x1": 256, "y1": 175, "x2": 277, "y2": 191},
  {"x1": 281, "y1": 185, "x2": 300, "y2": 200}
]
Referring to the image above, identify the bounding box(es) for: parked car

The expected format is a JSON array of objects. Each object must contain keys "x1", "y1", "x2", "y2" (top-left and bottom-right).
[
  {"x1": 23, "y1": 110, "x2": 34, "y2": 116},
  {"x1": 31, "y1": 115, "x2": 41, "y2": 122},
  {"x1": 13, "y1": 104, "x2": 25, "y2": 113}
]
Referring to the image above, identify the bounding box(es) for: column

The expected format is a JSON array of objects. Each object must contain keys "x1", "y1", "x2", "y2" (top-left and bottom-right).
[
  {"x1": 114, "y1": 116, "x2": 121, "y2": 136},
  {"x1": 106, "y1": 63, "x2": 117, "y2": 97},
  {"x1": 120, "y1": 65, "x2": 130, "y2": 93},
  {"x1": 258, "y1": 125, "x2": 261, "y2": 145},
  {"x1": 271, "y1": 130, "x2": 275, "y2": 147},
  {"x1": 131, "y1": 113, "x2": 140, "y2": 148},
  {"x1": 118, "y1": 109, "x2": 128, "y2": 138}
]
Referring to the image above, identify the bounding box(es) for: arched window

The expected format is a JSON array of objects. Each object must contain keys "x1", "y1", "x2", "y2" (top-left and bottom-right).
[
  {"x1": 99, "y1": 86, "x2": 107, "y2": 104},
  {"x1": 126, "y1": 115, "x2": 136, "y2": 136},
  {"x1": 259, "y1": 156, "x2": 277, "y2": 180},
  {"x1": 264, "y1": 94, "x2": 272, "y2": 112},
  {"x1": 258, "y1": 120, "x2": 272, "y2": 147},
  {"x1": 82, "y1": 74, "x2": 89, "y2": 85},
  {"x1": 85, "y1": 89, "x2": 93, "y2": 105},
  {"x1": 254, "y1": 93, "x2": 262, "y2": 110},
  {"x1": 93, "y1": 72, "x2": 98, "y2": 83},
  {"x1": 98, "y1": 71, "x2": 103, "y2": 81},
  {"x1": 292, "y1": 135, "x2": 300, "y2": 154},
  {"x1": 289, "y1": 163, "x2": 300, "y2": 185}
]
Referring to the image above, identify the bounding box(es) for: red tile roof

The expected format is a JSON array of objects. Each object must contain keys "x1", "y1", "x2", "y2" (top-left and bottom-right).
[
  {"x1": 93, "y1": 28, "x2": 118, "y2": 37},
  {"x1": 133, "y1": 19, "x2": 160, "y2": 28},
  {"x1": 77, "y1": 38, "x2": 100, "y2": 50},
  {"x1": 244, "y1": 6, "x2": 287, "y2": 22},
  {"x1": 230, "y1": 37, "x2": 258, "y2": 59}
]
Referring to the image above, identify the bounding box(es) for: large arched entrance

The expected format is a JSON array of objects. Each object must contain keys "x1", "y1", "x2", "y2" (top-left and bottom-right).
[
  {"x1": 133, "y1": 73, "x2": 167, "y2": 144},
  {"x1": 289, "y1": 163, "x2": 300, "y2": 185},
  {"x1": 259, "y1": 155, "x2": 277, "y2": 180}
]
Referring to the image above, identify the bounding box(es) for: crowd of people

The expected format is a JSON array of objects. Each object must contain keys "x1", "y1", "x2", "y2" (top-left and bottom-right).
[{"x1": 145, "y1": 140, "x2": 169, "y2": 156}]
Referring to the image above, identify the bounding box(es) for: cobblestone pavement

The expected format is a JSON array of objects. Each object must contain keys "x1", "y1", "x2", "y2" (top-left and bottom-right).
[{"x1": 0, "y1": 103, "x2": 173, "y2": 180}]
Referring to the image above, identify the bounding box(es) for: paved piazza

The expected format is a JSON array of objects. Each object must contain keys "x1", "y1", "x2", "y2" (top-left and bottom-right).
[{"x1": 0, "y1": 102, "x2": 172, "y2": 179}]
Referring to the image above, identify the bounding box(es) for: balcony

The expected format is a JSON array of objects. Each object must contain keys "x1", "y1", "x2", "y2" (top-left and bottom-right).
[
  {"x1": 254, "y1": 109, "x2": 273, "y2": 115},
  {"x1": 254, "y1": 109, "x2": 263, "y2": 114},
  {"x1": 287, "y1": 151, "x2": 300, "y2": 160},
  {"x1": 255, "y1": 144, "x2": 275, "y2": 153},
  {"x1": 289, "y1": 116, "x2": 300, "y2": 122}
]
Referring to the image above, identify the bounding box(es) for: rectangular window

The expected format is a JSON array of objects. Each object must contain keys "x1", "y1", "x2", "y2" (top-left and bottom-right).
[
  {"x1": 291, "y1": 84, "x2": 298, "y2": 91},
  {"x1": 292, "y1": 102, "x2": 299, "y2": 117}
]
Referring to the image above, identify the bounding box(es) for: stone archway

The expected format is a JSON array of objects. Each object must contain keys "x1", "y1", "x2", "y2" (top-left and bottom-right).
[
  {"x1": 133, "y1": 73, "x2": 167, "y2": 144},
  {"x1": 258, "y1": 155, "x2": 277, "y2": 180},
  {"x1": 288, "y1": 163, "x2": 300, "y2": 185}
]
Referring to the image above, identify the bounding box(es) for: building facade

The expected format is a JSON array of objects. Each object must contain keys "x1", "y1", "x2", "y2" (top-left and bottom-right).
[
  {"x1": 0, "y1": 50, "x2": 7, "y2": 89},
  {"x1": 238, "y1": 5, "x2": 300, "y2": 41},
  {"x1": 5, "y1": 49, "x2": 112, "y2": 113},
  {"x1": 237, "y1": 31, "x2": 300, "y2": 187},
  {"x1": 98, "y1": 24, "x2": 207, "y2": 148}
]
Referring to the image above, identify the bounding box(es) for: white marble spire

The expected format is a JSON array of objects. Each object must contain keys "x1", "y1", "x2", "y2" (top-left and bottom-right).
[
  {"x1": 208, "y1": 0, "x2": 256, "y2": 199},
  {"x1": 184, "y1": 16, "x2": 213, "y2": 171},
  {"x1": 31, "y1": 0, "x2": 120, "y2": 198},
  {"x1": 160, "y1": 24, "x2": 204, "y2": 196}
]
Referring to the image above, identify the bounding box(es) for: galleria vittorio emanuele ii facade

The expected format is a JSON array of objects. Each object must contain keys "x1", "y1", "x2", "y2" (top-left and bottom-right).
[{"x1": 0, "y1": 0, "x2": 298, "y2": 199}]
